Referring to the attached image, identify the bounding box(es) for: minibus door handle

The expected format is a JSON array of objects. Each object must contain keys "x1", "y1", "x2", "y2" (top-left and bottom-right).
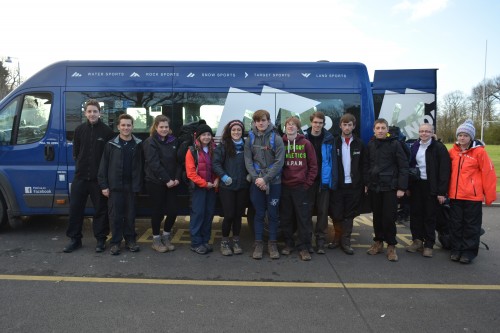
[{"x1": 44, "y1": 144, "x2": 55, "y2": 161}]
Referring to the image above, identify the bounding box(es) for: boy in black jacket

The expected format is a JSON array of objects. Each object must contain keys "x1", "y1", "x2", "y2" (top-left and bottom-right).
[
  {"x1": 364, "y1": 118, "x2": 408, "y2": 262},
  {"x1": 329, "y1": 113, "x2": 365, "y2": 255},
  {"x1": 98, "y1": 114, "x2": 143, "y2": 255},
  {"x1": 64, "y1": 99, "x2": 114, "y2": 253}
]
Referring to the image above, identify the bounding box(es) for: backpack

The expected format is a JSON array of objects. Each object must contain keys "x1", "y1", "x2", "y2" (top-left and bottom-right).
[
  {"x1": 389, "y1": 125, "x2": 410, "y2": 162},
  {"x1": 177, "y1": 119, "x2": 206, "y2": 185},
  {"x1": 247, "y1": 129, "x2": 277, "y2": 173},
  {"x1": 177, "y1": 120, "x2": 206, "y2": 160}
]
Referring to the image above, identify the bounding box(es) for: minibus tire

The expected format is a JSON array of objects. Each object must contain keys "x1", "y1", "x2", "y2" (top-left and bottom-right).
[{"x1": 0, "y1": 194, "x2": 7, "y2": 230}]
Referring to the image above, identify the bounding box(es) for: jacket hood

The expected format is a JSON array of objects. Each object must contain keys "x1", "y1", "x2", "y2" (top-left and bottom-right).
[
  {"x1": 452, "y1": 139, "x2": 485, "y2": 152},
  {"x1": 251, "y1": 121, "x2": 276, "y2": 136},
  {"x1": 305, "y1": 127, "x2": 334, "y2": 143},
  {"x1": 282, "y1": 133, "x2": 307, "y2": 153}
]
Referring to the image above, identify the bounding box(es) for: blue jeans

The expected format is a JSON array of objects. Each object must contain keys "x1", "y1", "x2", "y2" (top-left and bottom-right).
[
  {"x1": 249, "y1": 183, "x2": 281, "y2": 241},
  {"x1": 190, "y1": 187, "x2": 216, "y2": 247}
]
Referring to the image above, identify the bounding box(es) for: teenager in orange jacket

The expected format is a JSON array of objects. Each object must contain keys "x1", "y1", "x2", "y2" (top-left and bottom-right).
[{"x1": 448, "y1": 119, "x2": 496, "y2": 264}]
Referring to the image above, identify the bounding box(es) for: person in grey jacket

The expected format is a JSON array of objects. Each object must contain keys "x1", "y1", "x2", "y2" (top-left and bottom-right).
[
  {"x1": 244, "y1": 110, "x2": 285, "y2": 259},
  {"x1": 212, "y1": 120, "x2": 249, "y2": 256},
  {"x1": 98, "y1": 114, "x2": 143, "y2": 256}
]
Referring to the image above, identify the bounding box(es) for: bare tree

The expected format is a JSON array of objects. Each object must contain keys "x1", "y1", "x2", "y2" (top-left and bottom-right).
[
  {"x1": 0, "y1": 61, "x2": 12, "y2": 100},
  {"x1": 437, "y1": 90, "x2": 469, "y2": 143}
]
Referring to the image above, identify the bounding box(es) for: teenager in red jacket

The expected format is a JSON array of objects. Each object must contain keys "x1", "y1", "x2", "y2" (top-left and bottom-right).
[
  {"x1": 448, "y1": 120, "x2": 496, "y2": 264},
  {"x1": 279, "y1": 117, "x2": 318, "y2": 261},
  {"x1": 185, "y1": 124, "x2": 219, "y2": 255}
]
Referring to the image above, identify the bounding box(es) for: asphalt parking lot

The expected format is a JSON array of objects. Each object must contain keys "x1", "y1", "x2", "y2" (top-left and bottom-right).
[{"x1": 0, "y1": 206, "x2": 499, "y2": 332}]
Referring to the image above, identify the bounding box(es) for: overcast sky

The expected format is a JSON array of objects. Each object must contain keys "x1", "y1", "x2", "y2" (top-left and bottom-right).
[{"x1": 1, "y1": 0, "x2": 498, "y2": 99}]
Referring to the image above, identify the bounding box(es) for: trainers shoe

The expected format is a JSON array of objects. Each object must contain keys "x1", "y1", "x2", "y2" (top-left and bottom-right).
[
  {"x1": 341, "y1": 245, "x2": 354, "y2": 255},
  {"x1": 327, "y1": 241, "x2": 340, "y2": 249},
  {"x1": 204, "y1": 243, "x2": 214, "y2": 253},
  {"x1": 110, "y1": 244, "x2": 120, "y2": 255},
  {"x1": 281, "y1": 245, "x2": 294, "y2": 255},
  {"x1": 125, "y1": 241, "x2": 140, "y2": 252},
  {"x1": 252, "y1": 241, "x2": 264, "y2": 260},
  {"x1": 63, "y1": 238, "x2": 82, "y2": 253},
  {"x1": 307, "y1": 245, "x2": 314, "y2": 254},
  {"x1": 367, "y1": 241, "x2": 384, "y2": 255},
  {"x1": 161, "y1": 234, "x2": 175, "y2": 251},
  {"x1": 406, "y1": 239, "x2": 423, "y2": 253},
  {"x1": 316, "y1": 239, "x2": 325, "y2": 254},
  {"x1": 450, "y1": 254, "x2": 461, "y2": 262},
  {"x1": 459, "y1": 256, "x2": 472, "y2": 264},
  {"x1": 232, "y1": 239, "x2": 243, "y2": 255},
  {"x1": 387, "y1": 245, "x2": 398, "y2": 262},
  {"x1": 299, "y1": 249, "x2": 312, "y2": 261},
  {"x1": 95, "y1": 239, "x2": 106, "y2": 253},
  {"x1": 220, "y1": 240, "x2": 233, "y2": 256},
  {"x1": 422, "y1": 247, "x2": 433, "y2": 258},
  {"x1": 191, "y1": 245, "x2": 208, "y2": 255},
  {"x1": 152, "y1": 237, "x2": 168, "y2": 253},
  {"x1": 268, "y1": 241, "x2": 280, "y2": 259}
]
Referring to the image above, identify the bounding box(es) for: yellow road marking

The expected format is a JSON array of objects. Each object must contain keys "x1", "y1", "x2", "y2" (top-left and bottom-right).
[{"x1": 0, "y1": 274, "x2": 499, "y2": 290}]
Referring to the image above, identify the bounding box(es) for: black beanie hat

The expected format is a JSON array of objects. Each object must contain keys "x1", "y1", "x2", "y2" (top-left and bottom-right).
[{"x1": 196, "y1": 124, "x2": 213, "y2": 139}]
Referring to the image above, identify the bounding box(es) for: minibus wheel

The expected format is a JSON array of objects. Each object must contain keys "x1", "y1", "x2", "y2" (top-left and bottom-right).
[{"x1": 0, "y1": 194, "x2": 7, "y2": 230}]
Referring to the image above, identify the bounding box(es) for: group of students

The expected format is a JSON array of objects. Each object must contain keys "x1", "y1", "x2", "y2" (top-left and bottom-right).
[{"x1": 63, "y1": 99, "x2": 496, "y2": 264}]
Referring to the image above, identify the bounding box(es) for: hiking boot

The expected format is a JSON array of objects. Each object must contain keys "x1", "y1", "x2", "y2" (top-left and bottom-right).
[
  {"x1": 316, "y1": 240, "x2": 326, "y2": 254},
  {"x1": 110, "y1": 244, "x2": 120, "y2": 255},
  {"x1": 252, "y1": 241, "x2": 264, "y2": 260},
  {"x1": 161, "y1": 234, "x2": 175, "y2": 251},
  {"x1": 281, "y1": 245, "x2": 294, "y2": 255},
  {"x1": 204, "y1": 243, "x2": 214, "y2": 253},
  {"x1": 220, "y1": 239, "x2": 233, "y2": 256},
  {"x1": 367, "y1": 241, "x2": 384, "y2": 255},
  {"x1": 450, "y1": 254, "x2": 461, "y2": 262},
  {"x1": 232, "y1": 238, "x2": 243, "y2": 255},
  {"x1": 268, "y1": 241, "x2": 280, "y2": 259},
  {"x1": 95, "y1": 239, "x2": 106, "y2": 253},
  {"x1": 63, "y1": 238, "x2": 82, "y2": 253},
  {"x1": 422, "y1": 247, "x2": 433, "y2": 258},
  {"x1": 125, "y1": 241, "x2": 140, "y2": 252},
  {"x1": 341, "y1": 245, "x2": 354, "y2": 255},
  {"x1": 299, "y1": 249, "x2": 312, "y2": 261},
  {"x1": 406, "y1": 239, "x2": 423, "y2": 253},
  {"x1": 152, "y1": 237, "x2": 168, "y2": 253},
  {"x1": 387, "y1": 245, "x2": 398, "y2": 262},
  {"x1": 307, "y1": 245, "x2": 314, "y2": 254}
]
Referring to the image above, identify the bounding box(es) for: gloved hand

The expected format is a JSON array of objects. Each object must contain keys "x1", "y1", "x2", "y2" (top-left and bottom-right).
[{"x1": 221, "y1": 175, "x2": 233, "y2": 186}]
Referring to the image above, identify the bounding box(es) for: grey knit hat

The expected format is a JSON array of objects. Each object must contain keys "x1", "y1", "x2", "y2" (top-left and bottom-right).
[{"x1": 456, "y1": 119, "x2": 475, "y2": 141}]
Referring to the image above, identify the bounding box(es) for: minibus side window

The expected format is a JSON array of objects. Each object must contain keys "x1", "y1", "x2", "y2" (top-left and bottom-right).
[
  {"x1": 17, "y1": 94, "x2": 52, "y2": 144},
  {"x1": 0, "y1": 98, "x2": 18, "y2": 145}
]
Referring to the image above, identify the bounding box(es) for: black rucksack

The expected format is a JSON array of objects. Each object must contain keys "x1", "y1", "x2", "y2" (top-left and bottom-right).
[
  {"x1": 176, "y1": 119, "x2": 206, "y2": 185},
  {"x1": 389, "y1": 125, "x2": 410, "y2": 161}
]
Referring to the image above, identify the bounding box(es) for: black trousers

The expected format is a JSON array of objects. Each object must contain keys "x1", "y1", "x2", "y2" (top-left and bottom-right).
[
  {"x1": 330, "y1": 185, "x2": 362, "y2": 246},
  {"x1": 280, "y1": 185, "x2": 311, "y2": 251},
  {"x1": 219, "y1": 187, "x2": 248, "y2": 238},
  {"x1": 409, "y1": 180, "x2": 438, "y2": 248},
  {"x1": 66, "y1": 178, "x2": 109, "y2": 241},
  {"x1": 108, "y1": 187, "x2": 137, "y2": 245},
  {"x1": 146, "y1": 182, "x2": 178, "y2": 235},
  {"x1": 449, "y1": 199, "x2": 482, "y2": 260},
  {"x1": 308, "y1": 180, "x2": 330, "y2": 241},
  {"x1": 370, "y1": 189, "x2": 398, "y2": 245}
]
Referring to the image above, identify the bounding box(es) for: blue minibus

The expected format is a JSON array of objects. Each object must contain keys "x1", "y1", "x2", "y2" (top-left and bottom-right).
[{"x1": 0, "y1": 60, "x2": 435, "y2": 228}]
